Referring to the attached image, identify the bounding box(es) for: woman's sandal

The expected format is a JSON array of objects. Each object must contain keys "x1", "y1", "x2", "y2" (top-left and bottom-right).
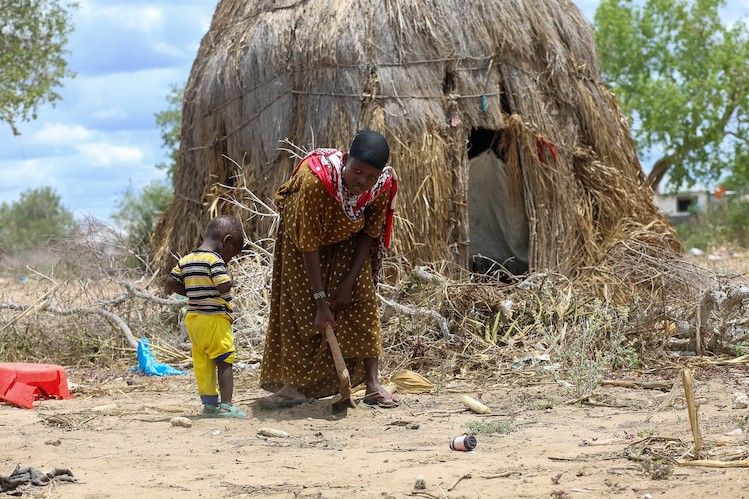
[
  {"x1": 362, "y1": 392, "x2": 401, "y2": 408},
  {"x1": 202, "y1": 403, "x2": 222, "y2": 418},
  {"x1": 219, "y1": 403, "x2": 247, "y2": 419}
]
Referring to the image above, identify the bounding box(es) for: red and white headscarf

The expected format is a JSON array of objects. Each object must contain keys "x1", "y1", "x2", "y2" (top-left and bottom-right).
[{"x1": 293, "y1": 148, "x2": 398, "y2": 281}]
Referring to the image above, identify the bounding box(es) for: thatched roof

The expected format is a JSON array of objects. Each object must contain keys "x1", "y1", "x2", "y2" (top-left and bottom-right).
[{"x1": 151, "y1": 0, "x2": 674, "y2": 278}]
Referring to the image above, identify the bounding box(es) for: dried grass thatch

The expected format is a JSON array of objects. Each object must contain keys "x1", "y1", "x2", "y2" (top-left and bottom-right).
[{"x1": 151, "y1": 0, "x2": 675, "y2": 279}]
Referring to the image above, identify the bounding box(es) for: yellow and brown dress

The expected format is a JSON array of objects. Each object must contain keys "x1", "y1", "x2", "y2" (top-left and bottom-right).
[{"x1": 260, "y1": 159, "x2": 392, "y2": 398}]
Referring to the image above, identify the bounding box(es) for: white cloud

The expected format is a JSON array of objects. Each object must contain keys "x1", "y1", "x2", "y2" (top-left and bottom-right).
[
  {"x1": 78, "y1": 2, "x2": 164, "y2": 33},
  {"x1": 152, "y1": 42, "x2": 185, "y2": 58},
  {"x1": 77, "y1": 142, "x2": 144, "y2": 166},
  {"x1": 0, "y1": 160, "x2": 53, "y2": 185},
  {"x1": 91, "y1": 107, "x2": 130, "y2": 121},
  {"x1": 30, "y1": 123, "x2": 93, "y2": 145}
]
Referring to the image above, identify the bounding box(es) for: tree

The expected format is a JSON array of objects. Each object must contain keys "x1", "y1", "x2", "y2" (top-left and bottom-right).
[
  {"x1": 0, "y1": 0, "x2": 78, "y2": 135},
  {"x1": 111, "y1": 85, "x2": 182, "y2": 250},
  {"x1": 0, "y1": 186, "x2": 74, "y2": 252},
  {"x1": 154, "y1": 84, "x2": 184, "y2": 183},
  {"x1": 111, "y1": 180, "x2": 173, "y2": 248},
  {"x1": 594, "y1": 0, "x2": 749, "y2": 191}
]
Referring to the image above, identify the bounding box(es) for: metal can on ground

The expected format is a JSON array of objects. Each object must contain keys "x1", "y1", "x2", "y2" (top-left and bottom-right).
[{"x1": 450, "y1": 435, "x2": 477, "y2": 451}]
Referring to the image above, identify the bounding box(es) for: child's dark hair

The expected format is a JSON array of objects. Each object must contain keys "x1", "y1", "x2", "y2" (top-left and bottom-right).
[{"x1": 205, "y1": 215, "x2": 244, "y2": 242}]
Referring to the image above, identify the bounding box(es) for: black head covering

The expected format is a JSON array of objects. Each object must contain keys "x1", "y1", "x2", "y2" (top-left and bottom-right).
[{"x1": 349, "y1": 129, "x2": 389, "y2": 170}]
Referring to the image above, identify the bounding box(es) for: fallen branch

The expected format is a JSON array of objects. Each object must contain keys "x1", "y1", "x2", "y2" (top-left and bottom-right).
[
  {"x1": 412, "y1": 266, "x2": 444, "y2": 285},
  {"x1": 563, "y1": 392, "x2": 597, "y2": 405},
  {"x1": 376, "y1": 292, "x2": 451, "y2": 339},
  {"x1": 587, "y1": 438, "x2": 628, "y2": 446},
  {"x1": 447, "y1": 472, "x2": 471, "y2": 491},
  {"x1": 0, "y1": 302, "x2": 139, "y2": 349},
  {"x1": 678, "y1": 460, "x2": 749, "y2": 468},
  {"x1": 409, "y1": 492, "x2": 441, "y2": 499},
  {"x1": 599, "y1": 380, "x2": 672, "y2": 391},
  {"x1": 480, "y1": 471, "x2": 522, "y2": 478},
  {"x1": 100, "y1": 281, "x2": 184, "y2": 308}
]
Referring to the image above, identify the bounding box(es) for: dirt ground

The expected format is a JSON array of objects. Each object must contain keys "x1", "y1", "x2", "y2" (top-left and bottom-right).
[{"x1": 3, "y1": 364, "x2": 749, "y2": 499}]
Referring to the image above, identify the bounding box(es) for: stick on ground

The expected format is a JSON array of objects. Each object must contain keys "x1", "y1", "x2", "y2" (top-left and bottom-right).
[{"x1": 683, "y1": 368, "x2": 703, "y2": 456}]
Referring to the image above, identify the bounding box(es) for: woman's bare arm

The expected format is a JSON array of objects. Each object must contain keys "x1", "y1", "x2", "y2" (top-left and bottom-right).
[{"x1": 303, "y1": 248, "x2": 336, "y2": 332}]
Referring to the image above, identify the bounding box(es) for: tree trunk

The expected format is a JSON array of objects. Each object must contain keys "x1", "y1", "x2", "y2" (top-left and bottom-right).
[{"x1": 647, "y1": 157, "x2": 670, "y2": 192}]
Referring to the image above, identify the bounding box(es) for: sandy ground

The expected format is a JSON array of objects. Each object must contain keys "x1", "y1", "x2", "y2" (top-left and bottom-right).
[{"x1": 3, "y1": 365, "x2": 749, "y2": 499}]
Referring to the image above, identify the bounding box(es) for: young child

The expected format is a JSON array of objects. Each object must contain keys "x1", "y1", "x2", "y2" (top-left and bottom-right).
[{"x1": 166, "y1": 214, "x2": 246, "y2": 418}]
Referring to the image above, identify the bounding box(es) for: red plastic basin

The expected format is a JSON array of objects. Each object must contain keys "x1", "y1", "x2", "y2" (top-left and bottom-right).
[{"x1": 0, "y1": 362, "x2": 74, "y2": 409}]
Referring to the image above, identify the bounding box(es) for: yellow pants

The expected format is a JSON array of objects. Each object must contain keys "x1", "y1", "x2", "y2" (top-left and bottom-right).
[{"x1": 184, "y1": 312, "x2": 235, "y2": 404}]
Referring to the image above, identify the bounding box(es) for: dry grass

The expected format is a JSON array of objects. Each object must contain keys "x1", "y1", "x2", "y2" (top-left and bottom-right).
[{"x1": 0, "y1": 219, "x2": 184, "y2": 366}]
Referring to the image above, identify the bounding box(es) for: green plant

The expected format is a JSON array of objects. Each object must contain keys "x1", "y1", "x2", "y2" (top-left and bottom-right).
[
  {"x1": 594, "y1": 0, "x2": 749, "y2": 189},
  {"x1": 738, "y1": 414, "x2": 749, "y2": 432},
  {"x1": 732, "y1": 341, "x2": 749, "y2": 357},
  {"x1": 676, "y1": 198, "x2": 749, "y2": 251},
  {"x1": 548, "y1": 300, "x2": 631, "y2": 398},
  {"x1": 111, "y1": 179, "x2": 173, "y2": 251},
  {"x1": 637, "y1": 428, "x2": 655, "y2": 437},
  {"x1": 469, "y1": 312, "x2": 502, "y2": 343},
  {"x1": 462, "y1": 419, "x2": 513, "y2": 435},
  {"x1": 0, "y1": 186, "x2": 75, "y2": 252},
  {"x1": 614, "y1": 340, "x2": 641, "y2": 369},
  {"x1": 154, "y1": 83, "x2": 184, "y2": 182},
  {"x1": 527, "y1": 401, "x2": 556, "y2": 410},
  {"x1": 1, "y1": 0, "x2": 78, "y2": 134}
]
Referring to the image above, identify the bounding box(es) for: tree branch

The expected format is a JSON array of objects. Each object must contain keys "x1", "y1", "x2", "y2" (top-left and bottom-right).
[
  {"x1": 0, "y1": 302, "x2": 139, "y2": 349},
  {"x1": 376, "y1": 292, "x2": 452, "y2": 340},
  {"x1": 723, "y1": 129, "x2": 749, "y2": 147},
  {"x1": 647, "y1": 157, "x2": 671, "y2": 191}
]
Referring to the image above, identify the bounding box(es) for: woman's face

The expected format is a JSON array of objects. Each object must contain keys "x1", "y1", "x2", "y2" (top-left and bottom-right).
[{"x1": 342, "y1": 155, "x2": 381, "y2": 195}]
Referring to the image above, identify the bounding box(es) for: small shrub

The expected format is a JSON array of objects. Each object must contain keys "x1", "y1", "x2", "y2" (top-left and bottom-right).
[
  {"x1": 549, "y1": 300, "x2": 633, "y2": 398},
  {"x1": 732, "y1": 341, "x2": 749, "y2": 356},
  {"x1": 639, "y1": 459, "x2": 674, "y2": 480},
  {"x1": 462, "y1": 419, "x2": 513, "y2": 435},
  {"x1": 676, "y1": 197, "x2": 749, "y2": 250},
  {"x1": 738, "y1": 414, "x2": 749, "y2": 432}
]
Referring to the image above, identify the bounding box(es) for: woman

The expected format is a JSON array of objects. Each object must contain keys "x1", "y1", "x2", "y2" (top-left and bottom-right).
[{"x1": 258, "y1": 129, "x2": 400, "y2": 408}]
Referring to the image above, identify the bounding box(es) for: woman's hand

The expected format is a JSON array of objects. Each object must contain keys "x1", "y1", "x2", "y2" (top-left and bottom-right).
[
  {"x1": 330, "y1": 278, "x2": 355, "y2": 312},
  {"x1": 314, "y1": 302, "x2": 337, "y2": 333}
]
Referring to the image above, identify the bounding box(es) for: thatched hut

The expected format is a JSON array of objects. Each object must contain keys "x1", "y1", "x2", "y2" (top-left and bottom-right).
[{"x1": 152, "y1": 0, "x2": 673, "y2": 279}]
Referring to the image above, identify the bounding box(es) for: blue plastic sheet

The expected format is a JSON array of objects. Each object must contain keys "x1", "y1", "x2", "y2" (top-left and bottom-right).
[{"x1": 130, "y1": 339, "x2": 187, "y2": 376}]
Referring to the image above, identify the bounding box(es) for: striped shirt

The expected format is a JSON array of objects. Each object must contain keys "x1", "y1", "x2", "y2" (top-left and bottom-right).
[{"x1": 170, "y1": 251, "x2": 233, "y2": 318}]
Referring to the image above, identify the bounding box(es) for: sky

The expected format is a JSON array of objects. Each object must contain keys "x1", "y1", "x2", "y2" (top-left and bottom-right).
[
  {"x1": 0, "y1": 0, "x2": 216, "y2": 222},
  {"x1": 0, "y1": 0, "x2": 746, "y2": 223}
]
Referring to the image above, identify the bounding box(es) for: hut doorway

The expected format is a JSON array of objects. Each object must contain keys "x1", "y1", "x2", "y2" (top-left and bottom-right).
[{"x1": 467, "y1": 128, "x2": 529, "y2": 276}]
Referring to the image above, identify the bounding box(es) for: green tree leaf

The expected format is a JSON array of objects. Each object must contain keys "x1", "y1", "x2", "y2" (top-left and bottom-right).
[
  {"x1": 111, "y1": 85, "x2": 180, "y2": 264},
  {"x1": 111, "y1": 180, "x2": 173, "y2": 248},
  {"x1": 0, "y1": 0, "x2": 78, "y2": 135},
  {"x1": 0, "y1": 186, "x2": 75, "y2": 252},
  {"x1": 154, "y1": 83, "x2": 184, "y2": 183},
  {"x1": 594, "y1": 0, "x2": 749, "y2": 191}
]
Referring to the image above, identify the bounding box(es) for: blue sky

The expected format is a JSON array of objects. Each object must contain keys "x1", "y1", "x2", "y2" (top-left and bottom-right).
[
  {"x1": 0, "y1": 0, "x2": 746, "y2": 222},
  {"x1": 0, "y1": 0, "x2": 216, "y2": 221}
]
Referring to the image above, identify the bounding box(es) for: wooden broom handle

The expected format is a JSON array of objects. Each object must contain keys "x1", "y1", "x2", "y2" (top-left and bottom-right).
[{"x1": 324, "y1": 323, "x2": 350, "y2": 382}]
